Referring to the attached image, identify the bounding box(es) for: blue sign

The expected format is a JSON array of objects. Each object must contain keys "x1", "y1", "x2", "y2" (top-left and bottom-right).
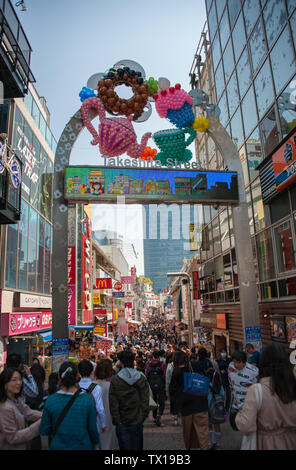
[
  {"x1": 245, "y1": 326, "x2": 262, "y2": 352},
  {"x1": 52, "y1": 337, "x2": 69, "y2": 356},
  {"x1": 112, "y1": 291, "x2": 125, "y2": 297}
]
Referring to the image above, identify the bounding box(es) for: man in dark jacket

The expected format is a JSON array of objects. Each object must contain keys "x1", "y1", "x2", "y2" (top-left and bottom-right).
[
  {"x1": 109, "y1": 349, "x2": 149, "y2": 450},
  {"x1": 145, "y1": 350, "x2": 166, "y2": 426}
]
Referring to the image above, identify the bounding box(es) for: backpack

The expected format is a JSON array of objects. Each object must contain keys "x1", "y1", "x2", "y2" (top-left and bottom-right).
[
  {"x1": 147, "y1": 363, "x2": 165, "y2": 392},
  {"x1": 80, "y1": 382, "x2": 97, "y2": 408},
  {"x1": 208, "y1": 385, "x2": 227, "y2": 424}
]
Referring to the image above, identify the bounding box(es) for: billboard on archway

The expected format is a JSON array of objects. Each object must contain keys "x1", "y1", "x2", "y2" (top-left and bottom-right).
[{"x1": 64, "y1": 166, "x2": 239, "y2": 205}]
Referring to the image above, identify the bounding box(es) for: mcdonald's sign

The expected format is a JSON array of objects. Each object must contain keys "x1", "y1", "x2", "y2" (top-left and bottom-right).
[{"x1": 95, "y1": 278, "x2": 112, "y2": 289}]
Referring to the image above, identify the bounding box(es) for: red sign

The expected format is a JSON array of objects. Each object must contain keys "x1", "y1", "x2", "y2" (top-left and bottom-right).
[
  {"x1": 82, "y1": 234, "x2": 91, "y2": 311},
  {"x1": 1, "y1": 312, "x2": 52, "y2": 336},
  {"x1": 272, "y1": 128, "x2": 296, "y2": 192},
  {"x1": 93, "y1": 309, "x2": 107, "y2": 317},
  {"x1": 192, "y1": 271, "x2": 200, "y2": 300},
  {"x1": 216, "y1": 313, "x2": 227, "y2": 329},
  {"x1": 113, "y1": 281, "x2": 122, "y2": 291},
  {"x1": 67, "y1": 246, "x2": 76, "y2": 284},
  {"x1": 121, "y1": 276, "x2": 133, "y2": 284},
  {"x1": 95, "y1": 278, "x2": 112, "y2": 289}
]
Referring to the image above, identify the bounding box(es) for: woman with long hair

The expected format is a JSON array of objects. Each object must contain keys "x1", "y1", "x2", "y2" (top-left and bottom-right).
[
  {"x1": 235, "y1": 343, "x2": 296, "y2": 449},
  {"x1": 0, "y1": 368, "x2": 41, "y2": 450}
]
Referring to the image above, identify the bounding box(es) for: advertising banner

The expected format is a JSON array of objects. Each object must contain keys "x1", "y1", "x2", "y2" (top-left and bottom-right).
[
  {"x1": 95, "y1": 278, "x2": 112, "y2": 289},
  {"x1": 1, "y1": 311, "x2": 52, "y2": 336},
  {"x1": 68, "y1": 286, "x2": 76, "y2": 326},
  {"x1": 64, "y1": 166, "x2": 239, "y2": 205},
  {"x1": 272, "y1": 128, "x2": 296, "y2": 193}
]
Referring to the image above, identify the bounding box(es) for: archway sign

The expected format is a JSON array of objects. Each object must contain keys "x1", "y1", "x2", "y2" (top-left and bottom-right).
[{"x1": 52, "y1": 60, "x2": 261, "y2": 370}]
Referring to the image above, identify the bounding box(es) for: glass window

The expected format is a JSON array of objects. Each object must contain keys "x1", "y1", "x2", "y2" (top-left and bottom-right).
[
  {"x1": 254, "y1": 60, "x2": 274, "y2": 119},
  {"x1": 23, "y1": 91, "x2": 33, "y2": 115},
  {"x1": 236, "y1": 48, "x2": 252, "y2": 98},
  {"x1": 215, "y1": 255, "x2": 223, "y2": 290},
  {"x1": 246, "y1": 185, "x2": 255, "y2": 235},
  {"x1": 260, "y1": 106, "x2": 280, "y2": 157},
  {"x1": 37, "y1": 215, "x2": 45, "y2": 292},
  {"x1": 260, "y1": 281, "x2": 278, "y2": 299},
  {"x1": 223, "y1": 39, "x2": 235, "y2": 84},
  {"x1": 219, "y1": 8, "x2": 230, "y2": 52},
  {"x1": 228, "y1": 0, "x2": 241, "y2": 29},
  {"x1": 212, "y1": 216, "x2": 221, "y2": 254},
  {"x1": 31, "y1": 99, "x2": 40, "y2": 127},
  {"x1": 230, "y1": 106, "x2": 244, "y2": 148},
  {"x1": 225, "y1": 289, "x2": 234, "y2": 301},
  {"x1": 216, "y1": 0, "x2": 226, "y2": 21},
  {"x1": 29, "y1": 135, "x2": 41, "y2": 210},
  {"x1": 241, "y1": 85, "x2": 257, "y2": 138},
  {"x1": 203, "y1": 205, "x2": 211, "y2": 225},
  {"x1": 251, "y1": 236, "x2": 259, "y2": 281},
  {"x1": 218, "y1": 90, "x2": 229, "y2": 127},
  {"x1": 215, "y1": 61, "x2": 225, "y2": 101},
  {"x1": 44, "y1": 221, "x2": 52, "y2": 294},
  {"x1": 46, "y1": 126, "x2": 52, "y2": 148},
  {"x1": 270, "y1": 191, "x2": 290, "y2": 223},
  {"x1": 229, "y1": 210, "x2": 234, "y2": 246},
  {"x1": 287, "y1": 0, "x2": 296, "y2": 14},
  {"x1": 278, "y1": 277, "x2": 296, "y2": 297},
  {"x1": 208, "y1": 1, "x2": 218, "y2": 41},
  {"x1": 39, "y1": 113, "x2": 46, "y2": 140},
  {"x1": 278, "y1": 75, "x2": 296, "y2": 139},
  {"x1": 5, "y1": 223, "x2": 18, "y2": 288},
  {"x1": 246, "y1": 127, "x2": 263, "y2": 182},
  {"x1": 223, "y1": 251, "x2": 232, "y2": 287},
  {"x1": 263, "y1": 0, "x2": 286, "y2": 48},
  {"x1": 256, "y1": 229, "x2": 276, "y2": 280},
  {"x1": 270, "y1": 25, "x2": 296, "y2": 96},
  {"x1": 239, "y1": 144, "x2": 250, "y2": 186},
  {"x1": 18, "y1": 199, "x2": 29, "y2": 290},
  {"x1": 290, "y1": 10, "x2": 296, "y2": 53},
  {"x1": 220, "y1": 209, "x2": 231, "y2": 251},
  {"x1": 274, "y1": 219, "x2": 296, "y2": 272},
  {"x1": 212, "y1": 32, "x2": 222, "y2": 71},
  {"x1": 27, "y1": 207, "x2": 38, "y2": 292},
  {"x1": 243, "y1": 0, "x2": 261, "y2": 37},
  {"x1": 252, "y1": 179, "x2": 266, "y2": 231},
  {"x1": 206, "y1": 0, "x2": 213, "y2": 14},
  {"x1": 249, "y1": 18, "x2": 266, "y2": 74},
  {"x1": 227, "y1": 72, "x2": 239, "y2": 117},
  {"x1": 232, "y1": 12, "x2": 245, "y2": 61}
]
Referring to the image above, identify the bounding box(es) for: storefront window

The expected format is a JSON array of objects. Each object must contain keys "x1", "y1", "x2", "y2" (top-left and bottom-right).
[
  {"x1": 243, "y1": 0, "x2": 261, "y2": 37},
  {"x1": 220, "y1": 209, "x2": 231, "y2": 251},
  {"x1": 270, "y1": 25, "x2": 296, "y2": 96},
  {"x1": 274, "y1": 219, "x2": 296, "y2": 272},
  {"x1": 263, "y1": 0, "x2": 287, "y2": 48},
  {"x1": 260, "y1": 281, "x2": 278, "y2": 300},
  {"x1": 212, "y1": 216, "x2": 221, "y2": 254},
  {"x1": 278, "y1": 277, "x2": 296, "y2": 297},
  {"x1": 254, "y1": 60, "x2": 274, "y2": 120},
  {"x1": 5, "y1": 223, "x2": 18, "y2": 289},
  {"x1": 27, "y1": 207, "x2": 38, "y2": 292},
  {"x1": 278, "y1": 76, "x2": 296, "y2": 139},
  {"x1": 18, "y1": 200, "x2": 29, "y2": 290},
  {"x1": 251, "y1": 179, "x2": 266, "y2": 232},
  {"x1": 260, "y1": 106, "x2": 280, "y2": 157},
  {"x1": 246, "y1": 127, "x2": 262, "y2": 182},
  {"x1": 256, "y1": 228, "x2": 276, "y2": 281},
  {"x1": 236, "y1": 48, "x2": 252, "y2": 99},
  {"x1": 249, "y1": 18, "x2": 266, "y2": 74}
]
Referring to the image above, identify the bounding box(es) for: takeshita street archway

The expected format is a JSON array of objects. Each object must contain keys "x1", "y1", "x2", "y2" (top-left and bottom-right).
[{"x1": 51, "y1": 60, "x2": 261, "y2": 367}]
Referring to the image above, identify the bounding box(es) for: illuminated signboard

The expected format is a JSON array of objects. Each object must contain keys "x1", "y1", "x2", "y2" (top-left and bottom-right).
[
  {"x1": 272, "y1": 128, "x2": 296, "y2": 193},
  {"x1": 64, "y1": 166, "x2": 239, "y2": 205}
]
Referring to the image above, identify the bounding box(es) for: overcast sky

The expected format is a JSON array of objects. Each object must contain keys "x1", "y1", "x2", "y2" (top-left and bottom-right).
[{"x1": 18, "y1": 0, "x2": 207, "y2": 274}]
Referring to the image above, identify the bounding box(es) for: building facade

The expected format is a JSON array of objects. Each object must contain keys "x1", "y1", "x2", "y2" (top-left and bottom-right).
[{"x1": 190, "y1": 0, "x2": 296, "y2": 354}]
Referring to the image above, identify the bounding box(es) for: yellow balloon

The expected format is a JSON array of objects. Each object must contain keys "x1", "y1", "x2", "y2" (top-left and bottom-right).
[{"x1": 192, "y1": 116, "x2": 209, "y2": 132}]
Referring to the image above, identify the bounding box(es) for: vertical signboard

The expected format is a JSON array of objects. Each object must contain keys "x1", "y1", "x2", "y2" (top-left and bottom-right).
[{"x1": 68, "y1": 206, "x2": 76, "y2": 326}]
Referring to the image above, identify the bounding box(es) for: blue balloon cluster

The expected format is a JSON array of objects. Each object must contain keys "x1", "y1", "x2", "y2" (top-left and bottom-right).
[
  {"x1": 167, "y1": 102, "x2": 195, "y2": 129},
  {"x1": 79, "y1": 87, "x2": 96, "y2": 102}
]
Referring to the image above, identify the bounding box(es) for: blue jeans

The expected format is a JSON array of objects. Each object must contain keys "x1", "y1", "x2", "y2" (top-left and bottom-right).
[{"x1": 116, "y1": 423, "x2": 143, "y2": 450}]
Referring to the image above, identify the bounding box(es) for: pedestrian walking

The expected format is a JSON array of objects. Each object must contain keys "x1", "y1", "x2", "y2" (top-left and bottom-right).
[
  {"x1": 206, "y1": 367, "x2": 226, "y2": 450},
  {"x1": 228, "y1": 350, "x2": 258, "y2": 430},
  {"x1": 145, "y1": 350, "x2": 166, "y2": 426},
  {"x1": 191, "y1": 347, "x2": 213, "y2": 375},
  {"x1": 216, "y1": 348, "x2": 232, "y2": 411},
  {"x1": 109, "y1": 349, "x2": 149, "y2": 450},
  {"x1": 27, "y1": 362, "x2": 46, "y2": 450},
  {"x1": 166, "y1": 352, "x2": 179, "y2": 426},
  {"x1": 0, "y1": 368, "x2": 41, "y2": 450},
  {"x1": 94, "y1": 359, "x2": 118, "y2": 450},
  {"x1": 235, "y1": 343, "x2": 296, "y2": 450},
  {"x1": 78, "y1": 359, "x2": 106, "y2": 445},
  {"x1": 170, "y1": 350, "x2": 209, "y2": 450},
  {"x1": 39, "y1": 361, "x2": 100, "y2": 450}
]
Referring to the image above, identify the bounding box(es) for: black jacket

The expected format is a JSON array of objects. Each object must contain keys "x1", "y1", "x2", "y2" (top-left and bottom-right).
[{"x1": 169, "y1": 366, "x2": 208, "y2": 416}]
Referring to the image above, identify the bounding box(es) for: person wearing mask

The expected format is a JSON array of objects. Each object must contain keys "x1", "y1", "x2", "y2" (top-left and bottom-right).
[
  {"x1": 0, "y1": 368, "x2": 41, "y2": 450},
  {"x1": 169, "y1": 350, "x2": 209, "y2": 450},
  {"x1": 216, "y1": 348, "x2": 232, "y2": 411},
  {"x1": 228, "y1": 350, "x2": 258, "y2": 430},
  {"x1": 235, "y1": 343, "x2": 296, "y2": 450},
  {"x1": 40, "y1": 361, "x2": 100, "y2": 450}
]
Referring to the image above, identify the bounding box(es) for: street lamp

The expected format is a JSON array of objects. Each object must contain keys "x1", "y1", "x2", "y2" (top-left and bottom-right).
[{"x1": 167, "y1": 272, "x2": 194, "y2": 350}]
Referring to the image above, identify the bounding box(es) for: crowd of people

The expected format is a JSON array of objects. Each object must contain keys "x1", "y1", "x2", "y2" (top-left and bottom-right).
[{"x1": 0, "y1": 315, "x2": 295, "y2": 451}]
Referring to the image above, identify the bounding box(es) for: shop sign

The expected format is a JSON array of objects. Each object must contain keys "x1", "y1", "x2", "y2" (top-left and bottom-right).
[
  {"x1": 272, "y1": 128, "x2": 296, "y2": 193},
  {"x1": 189, "y1": 223, "x2": 198, "y2": 251},
  {"x1": 200, "y1": 315, "x2": 217, "y2": 327},
  {"x1": 83, "y1": 310, "x2": 92, "y2": 324},
  {"x1": 82, "y1": 233, "x2": 91, "y2": 311},
  {"x1": 93, "y1": 293, "x2": 101, "y2": 305},
  {"x1": 52, "y1": 337, "x2": 69, "y2": 373},
  {"x1": 112, "y1": 291, "x2": 125, "y2": 297},
  {"x1": 95, "y1": 278, "x2": 112, "y2": 289},
  {"x1": 1, "y1": 311, "x2": 52, "y2": 336},
  {"x1": 121, "y1": 276, "x2": 133, "y2": 284},
  {"x1": 94, "y1": 324, "x2": 106, "y2": 336},
  {"x1": 67, "y1": 246, "x2": 76, "y2": 285},
  {"x1": 216, "y1": 313, "x2": 227, "y2": 329},
  {"x1": 94, "y1": 309, "x2": 107, "y2": 317},
  {"x1": 113, "y1": 281, "x2": 122, "y2": 291},
  {"x1": 68, "y1": 286, "x2": 76, "y2": 326},
  {"x1": 18, "y1": 293, "x2": 52, "y2": 309}
]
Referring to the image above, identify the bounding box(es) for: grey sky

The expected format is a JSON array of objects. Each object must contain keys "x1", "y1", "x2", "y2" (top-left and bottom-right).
[{"x1": 18, "y1": 0, "x2": 207, "y2": 274}]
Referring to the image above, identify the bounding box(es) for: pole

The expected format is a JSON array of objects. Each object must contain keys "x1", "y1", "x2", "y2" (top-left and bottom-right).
[{"x1": 167, "y1": 272, "x2": 194, "y2": 350}]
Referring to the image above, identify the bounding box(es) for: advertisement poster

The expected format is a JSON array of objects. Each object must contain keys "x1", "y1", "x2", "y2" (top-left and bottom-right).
[
  {"x1": 270, "y1": 317, "x2": 286, "y2": 342},
  {"x1": 52, "y1": 337, "x2": 69, "y2": 373},
  {"x1": 272, "y1": 128, "x2": 296, "y2": 193},
  {"x1": 286, "y1": 316, "x2": 296, "y2": 343}
]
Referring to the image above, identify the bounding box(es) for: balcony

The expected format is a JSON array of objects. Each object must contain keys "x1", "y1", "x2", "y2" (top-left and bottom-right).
[{"x1": 0, "y1": 0, "x2": 35, "y2": 98}]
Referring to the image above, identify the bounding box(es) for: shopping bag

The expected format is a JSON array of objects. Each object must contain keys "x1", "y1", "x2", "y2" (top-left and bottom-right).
[{"x1": 183, "y1": 371, "x2": 210, "y2": 396}]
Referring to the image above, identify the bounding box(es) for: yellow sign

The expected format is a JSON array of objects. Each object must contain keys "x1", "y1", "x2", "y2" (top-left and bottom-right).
[
  {"x1": 93, "y1": 293, "x2": 101, "y2": 305},
  {"x1": 189, "y1": 223, "x2": 198, "y2": 251}
]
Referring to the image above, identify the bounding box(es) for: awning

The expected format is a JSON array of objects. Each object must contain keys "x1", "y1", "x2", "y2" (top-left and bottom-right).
[
  {"x1": 95, "y1": 335, "x2": 113, "y2": 342},
  {"x1": 68, "y1": 325, "x2": 94, "y2": 330},
  {"x1": 128, "y1": 320, "x2": 141, "y2": 325},
  {"x1": 37, "y1": 330, "x2": 52, "y2": 342}
]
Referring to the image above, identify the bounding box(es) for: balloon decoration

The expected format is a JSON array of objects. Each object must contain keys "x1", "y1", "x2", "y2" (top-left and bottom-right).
[{"x1": 79, "y1": 60, "x2": 214, "y2": 164}]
